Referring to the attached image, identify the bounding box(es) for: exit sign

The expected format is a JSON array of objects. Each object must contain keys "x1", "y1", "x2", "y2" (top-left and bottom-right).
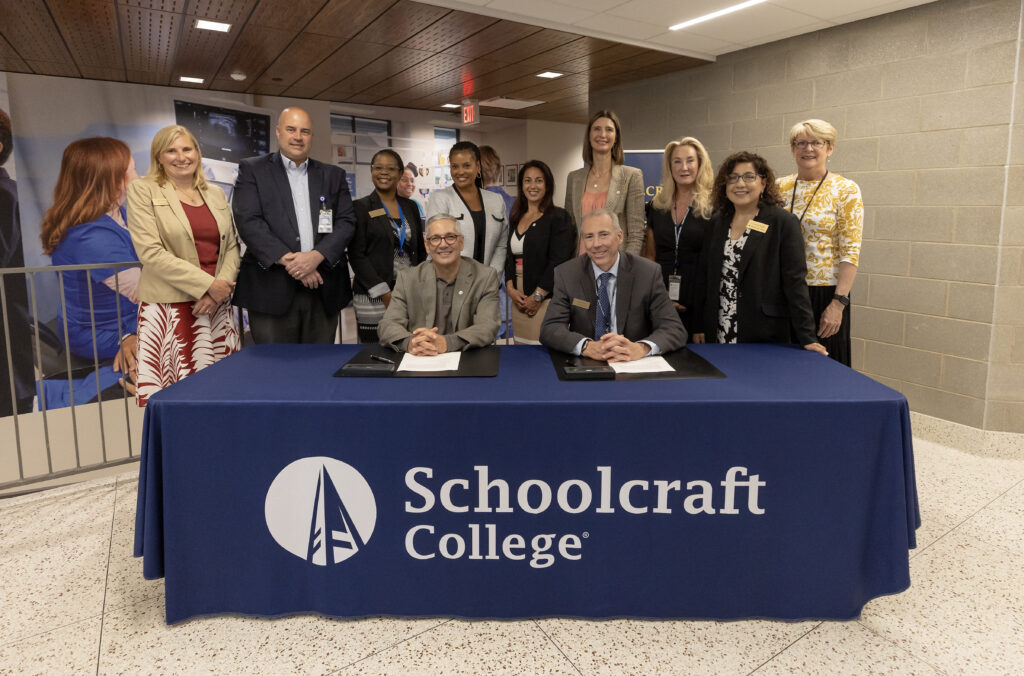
[{"x1": 462, "y1": 99, "x2": 480, "y2": 126}]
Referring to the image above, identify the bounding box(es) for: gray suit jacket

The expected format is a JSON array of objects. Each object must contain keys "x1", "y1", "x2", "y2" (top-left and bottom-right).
[
  {"x1": 564, "y1": 164, "x2": 645, "y2": 256},
  {"x1": 540, "y1": 252, "x2": 687, "y2": 354},
  {"x1": 378, "y1": 256, "x2": 501, "y2": 351},
  {"x1": 425, "y1": 186, "x2": 508, "y2": 275}
]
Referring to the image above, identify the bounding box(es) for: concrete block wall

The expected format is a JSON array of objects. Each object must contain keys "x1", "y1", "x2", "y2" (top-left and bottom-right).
[{"x1": 592, "y1": 0, "x2": 1024, "y2": 431}]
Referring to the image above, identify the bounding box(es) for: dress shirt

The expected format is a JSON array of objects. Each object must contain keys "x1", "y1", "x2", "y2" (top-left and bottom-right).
[
  {"x1": 282, "y1": 155, "x2": 313, "y2": 252},
  {"x1": 572, "y1": 254, "x2": 659, "y2": 357}
]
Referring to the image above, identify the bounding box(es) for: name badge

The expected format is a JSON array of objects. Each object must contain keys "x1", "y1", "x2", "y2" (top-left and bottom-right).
[
  {"x1": 318, "y1": 208, "x2": 333, "y2": 234},
  {"x1": 572, "y1": 298, "x2": 591, "y2": 310},
  {"x1": 152, "y1": 198, "x2": 169, "y2": 206},
  {"x1": 747, "y1": 220, "x2": 769, "y2": 233},
  {"x1": 667, "y1": 274, "x2": 682, "y2": 302},
  {"x1": 368, "y1": 208, "x2": 387, "y2": 218}
]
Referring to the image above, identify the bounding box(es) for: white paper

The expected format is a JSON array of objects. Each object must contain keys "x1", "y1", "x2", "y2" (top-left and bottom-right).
[
  {"x1": 609, "y1": 356, "x2": 675, "y2": 374},
  {"x1": 397, "y1": 352, "x2": 462, "y2": 372}
]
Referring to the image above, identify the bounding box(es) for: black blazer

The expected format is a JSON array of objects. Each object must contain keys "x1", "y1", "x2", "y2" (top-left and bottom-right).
[
  {"x1": 232, "y1": 152, "x2": 355, "y2": 315},
  {"x1": 645, "y1": 201, "x2": 711, "y2": 333},
  {"x1": 349, "y1": 192, "x2": 426, "y2": 296},
  {"x1": 695, "y1": 204, "x2": 816, "y2": 345},
  {"x1": 505, "y1": 206, "x2": 575, "y2": 296}
]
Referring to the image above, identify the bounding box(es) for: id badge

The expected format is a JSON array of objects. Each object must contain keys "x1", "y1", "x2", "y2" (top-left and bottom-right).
[
  {"x1": 668, "y1": 274, "x2": 682, "y2": 301},
  {"x1": 318, "y1": 208, "x2": 333, "y2": 234}
]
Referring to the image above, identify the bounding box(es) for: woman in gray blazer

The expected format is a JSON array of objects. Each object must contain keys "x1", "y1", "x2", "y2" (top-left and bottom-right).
[
  {"x1": 564, "y1": 110, "x2": 645, "y2": 256},
  {"x1": 426, "y1": 141, "x2": 507, "y2": 276}
]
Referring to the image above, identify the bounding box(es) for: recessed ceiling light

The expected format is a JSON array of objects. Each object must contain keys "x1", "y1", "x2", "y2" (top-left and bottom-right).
[
  {"x1": 196, "y1": 19, "x2": 231, "y2": 32},
  {"x1": 669, "y1": 0, "x2": 767, "y2": 31},
  {"x1": 537, "y1": 71, "x2": 563, "y2": 79},
  {"x1": 441, "y1": 103, "x2": 461, "y2": 109},
  {"x1": 229, "y1": 72, "x2": 246, "y2": 82},
  {"x1": 179, "y1": 76, "x2": 204, "y2": 84}
]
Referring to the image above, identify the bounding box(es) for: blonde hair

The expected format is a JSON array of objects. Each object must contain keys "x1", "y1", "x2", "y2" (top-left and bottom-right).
[
  {"x1": 789, "y1": 119, "x2": 837, "y2": 147},
  {"x1": 145, "y1": 124, "x2": 207, "y2": 190},
  {"x1": 651, "y1": 137, "x2": 714, "y2": 218}
]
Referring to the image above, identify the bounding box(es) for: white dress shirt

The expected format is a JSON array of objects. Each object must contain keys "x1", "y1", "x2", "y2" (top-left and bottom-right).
[{"x1": 282, "y1": 155, "x2": 313, "y2": 252}]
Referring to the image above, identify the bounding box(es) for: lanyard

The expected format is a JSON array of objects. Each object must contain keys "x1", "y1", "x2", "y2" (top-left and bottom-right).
[
  {"x1": 670, "y1": 204, "x2": 690, "y2": 274},
  {"x1": 789, "y1": 170, "x2": 828, "y2": 224},
  {"x1": 380, "y1": 200, "x2": 406, "y2": 251}
]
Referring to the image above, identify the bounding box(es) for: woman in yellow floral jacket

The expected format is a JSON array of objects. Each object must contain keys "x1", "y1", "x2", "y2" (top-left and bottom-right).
[{"x1": 777, "y1": 119, "x2": 863, "y2": 366}]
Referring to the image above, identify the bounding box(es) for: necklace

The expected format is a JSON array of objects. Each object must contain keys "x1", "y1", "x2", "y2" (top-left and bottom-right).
[
  {"x1": 789, "y1": 171, "x2": 828, "y2": 224},
  {"x1": 588, "y1": 166, "x2": 609, "y2": 189},
  {"x1": 174, "y1": 184, "x2": 199, "y2": 204}
]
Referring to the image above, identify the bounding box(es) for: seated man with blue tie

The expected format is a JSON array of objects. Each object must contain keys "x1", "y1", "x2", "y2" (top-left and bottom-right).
[
  {"x1": 540, "y1": 208, "x2": 686, "y2": 362},
  {"x1": 378, "y1": 214, "x2": 500, "y2": 354}
]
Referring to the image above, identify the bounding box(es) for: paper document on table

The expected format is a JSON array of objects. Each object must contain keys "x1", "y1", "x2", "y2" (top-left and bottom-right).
[
  {"x1": 609, "y1": 356, "x2": 675, "y2": 374},
  {"x1": 397, "y1": 352, "x2": 462, "y2": 372}
]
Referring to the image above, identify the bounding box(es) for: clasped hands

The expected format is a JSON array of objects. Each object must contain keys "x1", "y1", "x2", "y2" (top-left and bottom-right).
[
  {"x1": 279, "y1": 250, "x2": 325, "y2": 289},
  {"x1": 408, "y1": 327, "x2": 448, "y2": 356},
  {"x1": 506, "y1": 284, "x2": 542, "y2": 317},
  {"x1": 192, "y1": 279, "x2": 235, "y2": 317},
  {"x1": 584, "y1": 333, "x2": 651, "y2": 363}
]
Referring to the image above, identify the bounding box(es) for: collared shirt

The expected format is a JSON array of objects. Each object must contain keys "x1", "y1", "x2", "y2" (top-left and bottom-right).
[
  {"x1": 281, "y1": 155, "x2": 313, "y2": 252},
  {"x1": 573, "y1": 253, "x2": 659, "y2": 357},
  {"x1": 435, "y1": 274, "x2": 467, "y2": 352}
]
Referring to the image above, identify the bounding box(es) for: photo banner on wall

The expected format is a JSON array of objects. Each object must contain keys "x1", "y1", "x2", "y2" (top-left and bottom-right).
[{"x1": 0, "y1": 72, "x2": 35, "y2": 418}]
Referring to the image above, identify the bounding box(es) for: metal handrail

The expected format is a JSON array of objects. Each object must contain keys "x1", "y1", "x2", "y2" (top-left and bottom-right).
[{"x1": 1, "y1": 261, "x2": 142, "y2": 492}]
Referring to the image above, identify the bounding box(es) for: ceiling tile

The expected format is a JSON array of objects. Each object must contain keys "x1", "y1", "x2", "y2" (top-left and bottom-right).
[
  {"x1": 305, "y1": 0, "x2": 395, "y2": 39},
  {"x1": 186, "y1": 0, "x2": 258, "y2": 24},
  {"x1": 486, "y1": 0, "x2": 591, "y2": 24},
  {"x1": 605, "y1": 0, "x2": 728, "y2": 27},
  {"x1": 572, "y1": 13, "x2": 666, "y2": 41},
  {"x1": 401, "y1": 10, "x2": 498, "y2": 52},
  {"x1": 552, "y1": 0, "x2": 628, "y2": 10},
  {"x1": 355, "y1": 1, "x2": 452, "y2": 46},
  {"x1": 285, "y1": 40, "x2": 393, "y2": 97},
  {"x1": 248, "y1": 0, "x2": 333, "y2": 31},
  {"x1": 213, "y1": 24, "x2": 295, "y2": 90},
  {"x1": 648, "y1": 30, "x2": 743, "y2": 55},
  {"x1": 679, "y1": 3, "x2": 824, "y2": 42},
  {"x1": 442, "y1": 20, "x2": 542, "y2": 58}
]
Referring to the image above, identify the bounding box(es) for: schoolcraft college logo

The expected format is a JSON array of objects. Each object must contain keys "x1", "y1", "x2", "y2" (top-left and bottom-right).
[{"x1": 264, "y1": 457, "x2": 376, "y2": 566}]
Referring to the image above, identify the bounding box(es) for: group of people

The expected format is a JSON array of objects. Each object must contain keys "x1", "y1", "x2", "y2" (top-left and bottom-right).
[{"x1": 40, "y1": 104, "x2": 861, "y2": 405}]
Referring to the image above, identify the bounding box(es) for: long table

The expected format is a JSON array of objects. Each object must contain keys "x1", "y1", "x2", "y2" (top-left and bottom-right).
[{"x1": 134, "y1": 344, "x2": 919, "y2": 624}]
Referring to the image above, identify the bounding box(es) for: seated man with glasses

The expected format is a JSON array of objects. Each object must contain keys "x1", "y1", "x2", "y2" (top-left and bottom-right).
[{"x1": 378, "y1": 213, "x2": 500, "y2": 354}]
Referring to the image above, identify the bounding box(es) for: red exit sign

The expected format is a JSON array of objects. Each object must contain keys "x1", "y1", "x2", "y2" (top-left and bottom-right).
[{"x1": 462, "y1": 99, "x2": 480, "y2": 126}]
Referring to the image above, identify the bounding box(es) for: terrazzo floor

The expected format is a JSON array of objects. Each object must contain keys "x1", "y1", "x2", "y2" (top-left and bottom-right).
[{"x1": 1, "y1": 437, "x2": 1021, "y2": 675}]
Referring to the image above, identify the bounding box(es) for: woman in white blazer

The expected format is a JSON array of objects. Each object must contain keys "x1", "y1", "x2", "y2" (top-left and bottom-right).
[
  {"x1": 426, "y1": 141, "x2": 508, "y2": 276},
  {"x1": 564, "y1": 110, "x2": 645, "y2": 256}
]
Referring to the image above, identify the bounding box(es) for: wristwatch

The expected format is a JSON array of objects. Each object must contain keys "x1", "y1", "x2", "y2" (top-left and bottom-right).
[
  {"x1": 533, "y1": 291, "x2": 545, "y2": 302},
  {"x1": 832, "y1": 293, "x2": 850, "y2": 307}
]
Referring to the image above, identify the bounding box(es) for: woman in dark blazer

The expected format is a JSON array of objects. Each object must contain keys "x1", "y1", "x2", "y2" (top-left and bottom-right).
[
  {"x1": 349, "y1": 149, "x2": 426, "y2": 343},
  {"x1": 643, "y1": 136, "x2": 714, "y2": 337},
  {"x1": 505, "y1": 160, "x2": 575, "y2": 344},
  {"x1": 693, "y1": 151, "x2": 827, "y2": 355}
]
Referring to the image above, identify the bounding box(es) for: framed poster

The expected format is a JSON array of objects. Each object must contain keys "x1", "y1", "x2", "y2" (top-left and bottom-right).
[{"x1": 504, "y1": 164, "x2": 518, "y2": 187}]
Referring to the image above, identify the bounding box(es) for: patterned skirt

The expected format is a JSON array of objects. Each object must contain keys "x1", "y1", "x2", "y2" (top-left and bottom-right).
[
  {"x1": 135, "y1": 300, "x2": 240, "y2": 405},
  {"x1": 353, "y1": 293, "x2": 387, "y2": 344}
]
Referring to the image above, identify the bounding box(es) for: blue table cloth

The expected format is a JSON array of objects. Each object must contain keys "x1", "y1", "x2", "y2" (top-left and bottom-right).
[{"x1": 135, "y1": 344, "x2": 919, "y2": 624}]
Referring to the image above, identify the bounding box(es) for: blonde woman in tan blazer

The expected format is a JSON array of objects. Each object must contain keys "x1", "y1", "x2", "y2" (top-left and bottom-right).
[
  {"x1": 564, "y1": 110, "x2": 645, "y2": 256},
  {"x1": 126, "y1": 124, "x2": 240, "y2": 404}
]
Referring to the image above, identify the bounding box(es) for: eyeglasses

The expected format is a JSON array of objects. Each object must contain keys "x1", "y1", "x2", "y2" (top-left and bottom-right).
[
  {"x1": 726, "y1": 172, "x2": 762, "y2": 185},
  {"x1": 370, "y1": 165, "x2": 400, "y2": 173},
  {"x1": 426, "y1": 234, "x2": 461, "y2": 245},
  {"x1": 793, "y1": 140, "x2": 826, "y2": 150}
]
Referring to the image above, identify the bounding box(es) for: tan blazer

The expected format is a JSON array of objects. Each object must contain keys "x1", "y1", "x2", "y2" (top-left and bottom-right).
[
  {"x1": 378, "y1": 256, "x2": 500, "y2": 351},
  {"x1": 564, "y1": 163, "x2": 645, "y2": 256},
  {"x1": 126, "y1": 178, "x2": 240, "y2": 303}
]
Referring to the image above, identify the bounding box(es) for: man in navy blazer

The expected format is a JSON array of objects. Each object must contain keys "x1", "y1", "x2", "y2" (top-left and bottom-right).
[
  {"x1": 541, "y1": 208, "x2": 686, "y2": 361},
  {"x1": 232, "y1": 107, "x2": 355, "y2": 343}
]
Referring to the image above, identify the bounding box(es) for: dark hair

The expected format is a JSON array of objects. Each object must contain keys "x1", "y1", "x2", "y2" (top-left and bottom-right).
[
  {"x1": 0, "y1": 108, "x2": 12, "y2": 167},
  {"x1": 449, "y1": 141, "x2": 482, "y2": 188},
  {"x1": 711, "y1": 151, "x2": 784, "y2": 214},
  {"x1": 582, "y1": 110, "x2": 624, "y2": 165},
  {"x1": 509, "y1": 160, "x2": 555, "y2": 225},
  {"x1": 405, "y1": 162, "x2": 418, "y2": 175},
  {"x1": 479, "y1": 145, "x2": 501, "y2": 186},
  {"x1": 371, "y1": 149, "x2": 404, "y2": 171}
]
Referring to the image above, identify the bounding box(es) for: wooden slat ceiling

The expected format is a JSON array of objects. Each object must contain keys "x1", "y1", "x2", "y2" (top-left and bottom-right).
[{"x1": 0, "y1": 0, "x2": 710, "y2": 123}]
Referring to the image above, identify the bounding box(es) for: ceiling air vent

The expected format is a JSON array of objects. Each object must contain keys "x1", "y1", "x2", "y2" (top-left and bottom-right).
[{"x1": 480, "y1": 97, "x2": 545, "y2": 110}]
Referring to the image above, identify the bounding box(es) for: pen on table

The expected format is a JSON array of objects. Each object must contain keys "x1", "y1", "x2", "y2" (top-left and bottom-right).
[{"x1": 371, "y1": 354, "x2": 395, "y2": 365}]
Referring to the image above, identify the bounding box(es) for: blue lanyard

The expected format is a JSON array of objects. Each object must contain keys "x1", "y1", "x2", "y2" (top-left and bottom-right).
[
  {"x1": 380, "y1": 201, "x2": 406, "y2": 251},
  {"x1": 670, "y1": 204, "x2": 690, "y2": 274}
]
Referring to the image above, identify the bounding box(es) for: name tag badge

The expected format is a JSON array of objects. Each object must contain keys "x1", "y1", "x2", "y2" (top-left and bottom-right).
[
  {"x1": 572, "y1": 298, "x2": 591, "y2": 310},
  {"x1": 318, "y1": 208, "x2": 333, "y2": 234},
  {"x1": 368, "y1": 208, "x2": 386, "y2": 218},
  {"x1": 152, "y1": 198, "x2": 169, "y2": 206},
  {"x1": 747, "y1": 220, "x2": 769, "y2": 233},
  {"x1": 668, "y1": 274, "x2": 682, "y2": 302}
]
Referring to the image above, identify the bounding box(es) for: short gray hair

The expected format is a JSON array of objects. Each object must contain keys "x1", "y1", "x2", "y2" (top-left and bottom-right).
[
  {"x1": 425, "y1": 213, "x2": 462, "y2": 237},
  {"x1": 581, "y1": 207, "x2": 621, "y2": 233}
]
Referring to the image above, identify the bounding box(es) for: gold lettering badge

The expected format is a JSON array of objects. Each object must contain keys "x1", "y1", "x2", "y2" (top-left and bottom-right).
[
  {"x1": 572, "y1": 298, "x2": 591, "y2": 310},
  {"x1": 151, "y1": 198, "x2": 170, "y2": 206},
  {"x1": 368, "y1": 208, "x2": 387, "y2": 218},
  {"x1": 747, "y1": 220, "x2": 769, "y2": 233}
]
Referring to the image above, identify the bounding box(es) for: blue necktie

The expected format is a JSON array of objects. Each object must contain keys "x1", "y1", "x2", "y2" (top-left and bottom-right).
[{"x1": 596, "y1": 272, "x2": 613, "y2": 338}]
